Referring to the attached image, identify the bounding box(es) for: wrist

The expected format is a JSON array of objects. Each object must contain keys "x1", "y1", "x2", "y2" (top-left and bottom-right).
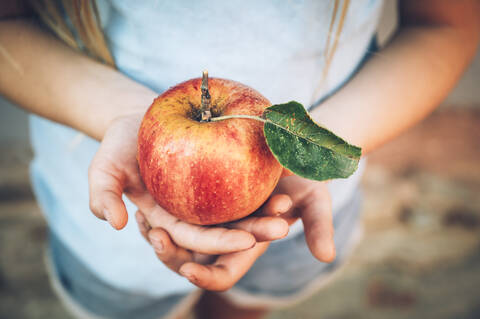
[
  {"x1": 106, "y1": 88, "x2": 157, "y2": 127},
  {"x1": 84, "y1": 83, "x2": 157, "y2": 141},
  {"x1": 310, "y1": 96, "x2": 367, "y2": 154}
]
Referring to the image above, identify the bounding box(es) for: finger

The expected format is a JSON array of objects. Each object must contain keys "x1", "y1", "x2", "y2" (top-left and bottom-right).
[
  {"x1": 301, "y1": 185, "x2": 336, "y2": 263},
  {"x1": 143, "y1": 207, "x2": 256, "y2": 255},
  {"x1": 259, "y1": 194, "x2": 292, "y2": 217},
  {"x1": 148, "y1": 228, "x2": 193, "y2": 273},
  {"x1": 179, "y1": 242, "x2": 269, "y2": 291},
  {"x1": 135, "y1": 210, "x2": 152, "y2": 243},
  {"x1": 88, "y1": 156, "x2": 128, "y2": 230},
  {"x1": 169, "y1": 222, "x2": 256, "y2": 255},
  {"x1": 229, "y1": 216, "x2": 288, "y2": 242}
]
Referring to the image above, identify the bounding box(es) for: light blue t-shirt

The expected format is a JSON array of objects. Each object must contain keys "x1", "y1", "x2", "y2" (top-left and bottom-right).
[{"x1": 30, "y1": 0, "x2": 383, "y2": 297}]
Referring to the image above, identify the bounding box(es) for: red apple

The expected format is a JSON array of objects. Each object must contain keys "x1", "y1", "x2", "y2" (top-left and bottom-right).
[{"x1": 137, "y1": 76, "x2": 283, "y2": 225}]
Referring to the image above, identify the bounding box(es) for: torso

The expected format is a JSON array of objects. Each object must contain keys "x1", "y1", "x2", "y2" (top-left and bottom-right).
[{"x1": 30, "y1": 0, "x2": 383, "y2": 296}]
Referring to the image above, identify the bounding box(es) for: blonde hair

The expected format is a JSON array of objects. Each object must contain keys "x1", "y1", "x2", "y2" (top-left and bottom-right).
[
  {"x1": 31, "y1": 0, "x2": 350, "y2": 80},
  {"x1": 311, "y1": 0, "x2": 350, "y2": 102},
  {"x1": 29, "y1": 0, "x2": 115, "y2": 67},
  {"x1": 324, "y1": 0, "x2": 350, "y2": 80}
]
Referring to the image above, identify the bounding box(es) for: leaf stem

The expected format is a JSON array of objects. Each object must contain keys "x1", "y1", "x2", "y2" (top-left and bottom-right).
[{"x1": 210, "y1": 114, "x2": 267, "y2": 123}]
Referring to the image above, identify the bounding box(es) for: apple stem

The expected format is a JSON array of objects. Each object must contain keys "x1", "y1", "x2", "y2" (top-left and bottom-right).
[
  {"x1": 200, "y1": 70, "x2": 212, "y2": 122},
  {"x1": 199, "y1": 71, "x2": 266, "y2": 124},
  {"x1": 210, "y1": 114, "x2": 267, "y2": 123}
]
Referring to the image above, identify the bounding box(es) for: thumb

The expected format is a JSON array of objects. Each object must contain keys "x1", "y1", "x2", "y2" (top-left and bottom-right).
[
  {"x1": 88, "y1": 154, "x2": 128, "y2": 230},
  {"x1": 301, "y1": 185, "x2": 336, "y2": 263},
  {"x1": 259, "y1": 194, "x2": 298, "y2": 225},
  {"x1": 260, "y1": 194, "x2": 292, "y2": 217}
]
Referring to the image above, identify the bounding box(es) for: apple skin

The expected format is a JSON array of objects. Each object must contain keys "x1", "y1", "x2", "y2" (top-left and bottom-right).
[{"x1": 137, "y1": 77, "x2": 283, "y2": 225}]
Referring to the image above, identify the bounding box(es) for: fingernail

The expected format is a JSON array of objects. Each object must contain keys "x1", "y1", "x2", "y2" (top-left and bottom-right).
[
  {"x1": 142, "y1": 220, "x2": 152, "y2": 232},
  {"x1": 143, "y1": 221, "x2": 152, "y2": 231},
  {"x1": 149, "y1": 234, "x2": 164, "y2": 252},
  {"x1": 187, "y1": 274, "x2": 197, "y2": 284},
  {"x1": 103, "y1": 209, "x2": 114, "y2": 227},
  {"x1": 180, "y1": 271, "x2": 197, "y2": 283}
]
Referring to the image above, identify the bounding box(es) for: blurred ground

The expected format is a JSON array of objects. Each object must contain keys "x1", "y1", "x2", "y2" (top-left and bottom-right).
[{"x1": 1, "y1": 108, "x2": 479, "y2": 319}]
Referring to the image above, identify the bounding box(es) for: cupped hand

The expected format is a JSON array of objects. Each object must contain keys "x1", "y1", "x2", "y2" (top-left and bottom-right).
[
  {"x1": 136, "y1": 193, "x2": 292, "y2": 291},
  {"x1": 88, "y1": 113, "x2": 290, "y2": 257},
  {"x1": 138, "y1": 173, "x2": 335, "y2": 291}
]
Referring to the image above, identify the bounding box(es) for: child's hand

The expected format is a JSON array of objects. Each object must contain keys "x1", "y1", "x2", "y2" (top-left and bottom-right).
[
  {"x1": 88, "y1": 113, "x2": 290, "y2": 260},
  {"x1": 137, "y1": 175, "x2": 334, "y2": 291},
  {"x1": 266, "y1": 175, "x2": 336, "y2": 263},
  {"x1": 135, "y1": 193, "x2": 291, "y2": 291}
]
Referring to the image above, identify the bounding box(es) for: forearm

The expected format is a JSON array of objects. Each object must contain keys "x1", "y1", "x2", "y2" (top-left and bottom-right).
[
  {"x1": 313, "y1": 3, "x2": 480, "y2": 154},
  {"x1": 0, "y1": 19, "x2": 156, "y2": 140}
]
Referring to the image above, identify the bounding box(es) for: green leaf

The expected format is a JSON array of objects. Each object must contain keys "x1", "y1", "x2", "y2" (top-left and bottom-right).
[{"x1": 263, "y1": 101, "x2": 361, "y2": 181}]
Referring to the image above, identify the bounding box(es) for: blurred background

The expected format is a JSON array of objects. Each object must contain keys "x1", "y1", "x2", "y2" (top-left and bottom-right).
[{"x1": 1, "y1": 2, "x2": 480, "y2": 319}]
